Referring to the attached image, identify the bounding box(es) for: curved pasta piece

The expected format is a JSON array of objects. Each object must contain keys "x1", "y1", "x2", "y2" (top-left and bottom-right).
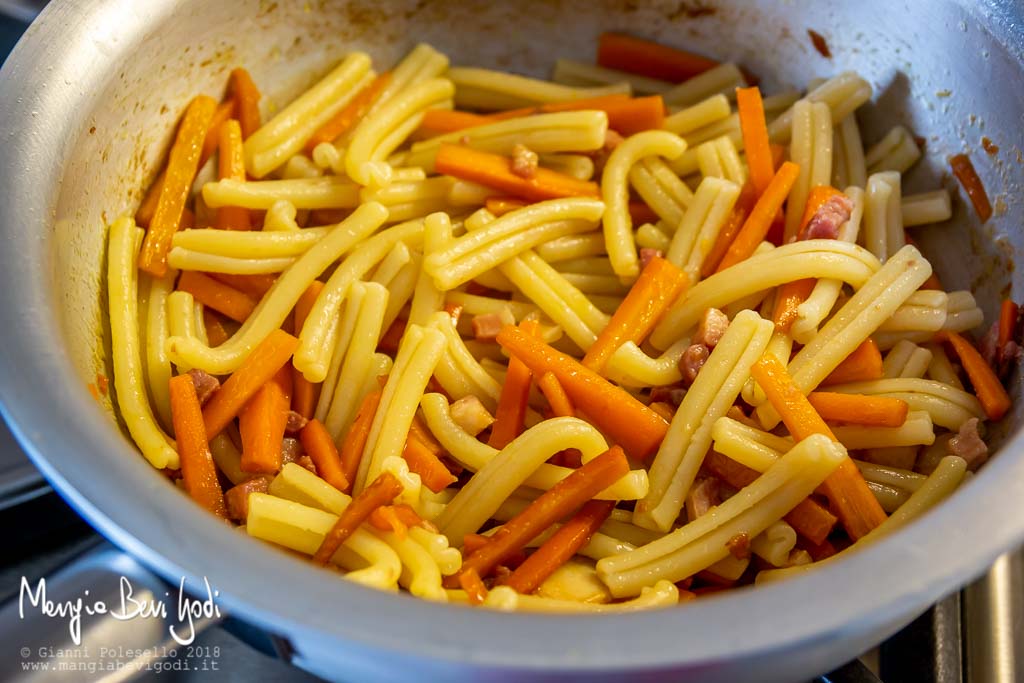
[
  {"x1": 602, "y1": 130, "x2": 688, "y2": 278},
  {"x1": 606, "y1": 338, "x2": 690, "y2": 387},
  {"x1": 424, "y1": 197, "x2": 604, "y2": 290},
  {"x1": 599, "y1": 434, "x2": 846, "y2": 597},
  {"x1": 172, "y1": 227, "x2": 328, "y2": 259},
  {"x1": 373, "y1": 527, "x2": 448, "y2": 601},
  {"x1": 408, "y1": 526, "x2": 462, "y2": 576},
  {"x1": 263, "y1": 199, "x2": 301, "y2": 232},
  {"x1": 167, "y1": 202, "x2": 388, "y2": 376},
  {"x1": 666, "y1": 176, "x2": 740, "y2": 280},
  {"x1": 429, "y1": 311, "x2": 502, "y2": 411},
  {"x1": 355, "y1": 324, "x2": 447, "y2": 491},
  {"x1": 142, "y1": 272, "x2": 175, "y2": 430},
  {"x1": 107, "y1": 217, "x2": 178, "y2": 469},
  {"x1": 295, "y1": 215, "x2": 422, "y2": 382},
  {"x1": 346, "y1": 78, "x2": 455, "y2": 185},
  {"x1": 436, "y1": 416, "x2": 613, "y2": 542},
  {"x1": 651, "y1": 240, "x2": 881, "y2": 350},
  {"x1": 750, "y1": 521, "x2": 797, "y2": 567},
  {"x1": 420, "y1": 393, "x2": 648, "y2": 502},
  {"x1": 244, "y1": 52, "x2": 373, "y2": 178},
  {"x1": 634, "y1": 310, "x2": 774, "y2": 532}
]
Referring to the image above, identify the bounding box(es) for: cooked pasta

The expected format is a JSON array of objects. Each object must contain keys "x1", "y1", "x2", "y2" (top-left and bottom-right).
[{"x1": 107, "y1": 35, "x2": 1011, "y2": 613}]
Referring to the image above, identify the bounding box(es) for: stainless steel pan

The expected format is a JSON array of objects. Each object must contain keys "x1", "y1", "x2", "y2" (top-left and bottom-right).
[{"x1": 1, "y1": 1, "x2": 1023, "y2": 680}]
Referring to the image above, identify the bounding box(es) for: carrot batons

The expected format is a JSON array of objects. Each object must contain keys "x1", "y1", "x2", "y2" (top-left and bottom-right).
[
  {"x1": 369, "y1": 504, "x2": 424, "y2": 540},
  {"x1": 239, "y1": 365, "x2": 292, "y2": 474},
  {"x1": 339, "y1": 390, "x2": 383, "y2": 492},
  {"x1": 305, "y1": 71, "x2": 391, "y2": 153},
  {"x1": 177, "y1": 270, "x2": 258, "y2": 324},
  {"x1": 215, "y1": 119, "x2": 252, "y2": 231},
  {"x1": 488, "y1": 319, "x2": 540, "y2": 449},
  {"x1": 750, "y1": 354, "x2": 887, "y2": 540},
  {"x1": 821, "y1": 339, "x2": 884, "y2": 386},
  {"x1": 313, "y1": 471, "x2": 403, "y2": 565},
  {"x1": 807, "y1": 392, "x2": 909, "y2": 428},
  {"x1": 229, "y1": 67, "x2": 262, "y2": 140},
  {"x1": 941, "y1": 331, "x2": 1012, "y2": 421},
  {"x1": 300, "y1": 418, "x2": 349, "y2": 493},
  {"x1": 291, "y1": 281, "x2": 324, "y2": 419},
  {"x1": 537, "y1": 371, "x2": 575, "y2": 418},
  {"x1": 201, "y1": 329, "x2": 299, "y2": 438},
  {"x1": 138, "y1": 95, "x2": 218, "y2": 277},
  {"x1": 434, "y1": 144, "x2": 600, "y2": 203},
  {"x1": 950, "y1": 153, "x2": 992, "y2": 222},
  {"x1": 168, "y1": 374, "x2": 228, "y2": 519},
  {"x1": 496, "y1": 326, "x2": 669, "y2": 460},
  {"x1": 736, "y1": 86, "x2": 774, "y2": 196},
  {"x1": 402, "y1": 434, "x2": 457, "y2": 493},
  {"x1": 597, "y1": 32, "x2": 718, "y2": 82},
  {"x1": 716, "y1": 161, "x2": 801, "y2": 271},
  {"x1": 582, "y1": 255, "x2": 688, "y2": 374}
]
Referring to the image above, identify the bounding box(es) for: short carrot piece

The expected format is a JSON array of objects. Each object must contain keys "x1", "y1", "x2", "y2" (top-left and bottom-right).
[
  {"x1": 821, "y1": 339, "x2": 884, "y2": 386},
  {"x1": 998, "y1": 299, "x2": 1018, "y2": 349},
  {"x1": 202, "y1": 310, "x2": 232, "y2": 347},
  {"x1": 537, "y1": 371, "x2": 575, "y2": 417},
  {"x1": 291, "y1": 281, "x2": 324, "y2": 419},
  {"x1": 229, "y1": 67, "x2": 262, "y2": 140},
  {"x1": 582, "y1": 255, "x2": 689, "y2": 374},
  {"x1": 434, "y1": 144, "x2": 600, "y2": 203},
  {"x1": 716, "y1": 161, "x2": 801, "y2": 271},
  {"x1": 543, "y1": 94, "x2": 665, "y2": 136},
  {"x1": 202, "y1": 329, "x2": 299, "y2": 438},
  {"x1": 950, "y1": 153, "x2": 992, "y2": 222},
  {"x1": 807, "y1": 392, "x2": 910, "y2": 428},
  {"x1": 305, "y1": 71, "x2": 391, "y2": 153},
  {"x1": 368, "y1": 504, "x2": 424, "y2": 540},
  {"x1": 702, "y1": 180, "x2": 757, "y2": 277},
  {"x1": 454, "y1": 446, "x2": 629, "y2": 583},
  {"x1": 597, "y1": 32, "x2": 718, "y2": 82},
  {"x1": 177, "y1": 270, "x2": 258, "y2": 324},
  {"x1": 409, "y1": 413, "x2": 445, "y2": 456},
  {"x1": 751, "y1": 354, "x2": 887, "y2": 540},
  {"x1": 459, "y1": 568, "x2": 489, "y2": 605},
  {"x1": 215, "y1": 119, "x2": 252, "y2": 231},
  {"x1": 239, "y1": 365, "x2": 292, "y2": 474},
  {"x1": 489, "y1": 319, "x2": 540, "y2": 449},
  {"x1": 300, "y1": 418, "x2": 349, "y2": 493},
  {"x1": 313, "y1": 471, "x2": 403, "y2": 565},
  {"x1": 496, "y1": 327, "x2": 669, "y2": 460},
  {"x1": 339, "y1": 390, "x2": 383, "y2": 491},
  {"x1": 942, "y1": 331, "x2": 1012, "y2": 421},
  {"x1": 199, "y1": 99, "x2": 239, "y2": 169},
  {"x1": 703, "y1": 450, "x2": 836, "y2": 545},
  {"x1": 418, "y1": 109, "x2": 492, "y2": 137},
  {"x1": 208, "y1": 272, "x2": 278, "y2": 299},
  {"x1": 403, "y1": 434, "x2": 457, "y2": 493},
  {"x1": 138, "y1": 95, "x2": 218, "y2": 277},
  {"x1": 736, "y1": 86, "x2": 774, "y2": 196},
  {"x1": 505, "y1": 499, "x2": 614, "y2": 594},
  {"x1": 168, "y1": 374, "x2": 228, "y2": 519}
]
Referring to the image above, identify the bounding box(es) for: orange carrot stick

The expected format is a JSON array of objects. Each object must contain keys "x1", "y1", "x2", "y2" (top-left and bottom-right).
[
  {"x1": 207, "y1": 272, "x2": 277, "y2": 299},
  {"x1": 950, "y1": 153, "x2": 992, "y2": 222},
  {"x1": 543, "y1": 94, "x2": 665, "y2": 136},
  {"x1": 453, "y1": 446, "x2": 628, "y2": 584},
  {"x1": 434, "y1": 144, "x2": 600, "y2": 203},
  {"x1": 215, "y1": 119, "x2": 252, "y2": 231},
  {"x1": 409, "y1": 413, "x2": 445, "y2": 456},
  {"x1": 202, "y1": 329, "x2": 299, "y2": 438},
  {"x1": 702, "y1": 180, "x2": 757, "y2": 277},
  {"x1": 489, "y1": 319, "x2": 541, "y2": 449},
  {"x1": 597, "y1": 32, "x2": 718, "y2": 82},
  {"x1": 459, "y1": 568, "x2": 489, "y2": 605},
  {"x1": 199, "y1": 99, "x2": 238, "y2": 169},
  {"x1": 168, "y1": 374, "x2": 228, "y2": 519},
  {"x1": 750, "y1": 354, "x2": 887, "y2": 540},
  {"x1": 313, "y1": 471, "x2": 403, "y2": 564},
  {"x1": 305, "y1": 71, "x2": 391, "y2": 153},
  {"x1": 716, "y1": 161, "x2": 801, "y2": 272},
  {"x1": 138, "y1": 95, "x2": 218, "y2": 276},
  {"x1": 537, "y1": 371, "x2": 575, "y2": 417},
  {"x1": 291, "y1": 281, "x2": 324, "y2": 419},
  {"x1": 484, "y1": 197, "x2": 528, "y2": 216},
  {"x1": 998, "y1": 299, "x2": 1018, "y2": 349},
  {"x1": 582, "y1": 255, "x2": 688, "y2": 374},
  {"x1": 821, "y1": 339, "x2": 884, "y2": 386},
  {"x1": 807, "y1": 392, "x2": 909, "y2": 428},
  {"x1": 368, "y1": 504, "x2": 424, "y2": 540},
  {"x1": 942, "y1": 331, "x2": 1012, "y2": 420},
  {"x1": 736, "y1": 86, "x2": 774, "y2": 196},
  {"x1": 177, "y1": 270, "x2": 258, "y2": 323},
  {"x1": 300, "y1": 418, "x2": 349, "y2": 492},
  {"x1": 202, "y1": 310, "x2": 231, "y2": 347},
  {"x1": 496, "y1": 327, "x2": 669, "y2": 460},
  {"x1": 629, "y1": 201, "x2": 660, "y2": 226},
  {"x1": 798, "y1": 185, "x2": 843, "y2": 235},
  {"x1": 239, "y1": 365, "x2": 292, "y2": 474},
  {"x1": 229, "y1": 67, "x2": 262, "y2": 140},
  {"x1": 339, "y1": 390, "x2": 383, "y2": 491},
  {"x1": 703, "y1": 451, "x2": 836, "y2": 545},
  {"x1": 403, "y1": 434, "x2": 458, "y2": 493},
  {"x1": 418, "y1": 109, "x2": 492, "y2": 137},
  {"x1": 505, "y1": 500, "x2": 614, "y2": 594}
]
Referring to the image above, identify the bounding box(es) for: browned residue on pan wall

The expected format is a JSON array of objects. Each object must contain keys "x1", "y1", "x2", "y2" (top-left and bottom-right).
[
  {"x1": 807, "y1": 29, "x2": 831, "y2": 58},
  {"x1": 982, "y1": 136, "x2": 1000, "y2": 156}
]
